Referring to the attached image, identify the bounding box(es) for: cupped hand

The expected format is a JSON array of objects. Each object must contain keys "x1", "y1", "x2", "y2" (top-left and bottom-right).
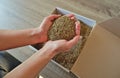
[
  {"x1": 42, "y1": 19, "x2": 80, "y2": 56},
  {"x1": 35, "y1": 14, "x2": 61, "y2": 43},
  {"x1": 35, "y1": 14, "x2": 79, "y2": 43}
]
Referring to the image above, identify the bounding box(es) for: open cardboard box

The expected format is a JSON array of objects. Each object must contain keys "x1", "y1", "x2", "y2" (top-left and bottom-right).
[
  {"x1": 30, "y1": 7, "x2": 96, "y2": 72},
  {"x1": 30, "y1": 7, "x2": 120, "y2": 78},
  {"x1": 71, "y1": 17, "x2": 120, "y2": 78}
]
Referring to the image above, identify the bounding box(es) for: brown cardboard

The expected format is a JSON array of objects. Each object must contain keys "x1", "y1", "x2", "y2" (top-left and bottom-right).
[
  {"x1": 99, "y1": 17, "x2": 120, "y2": 38},
  {"x1": 71, "y1": 17, "x2": 120, "y2": 78}
]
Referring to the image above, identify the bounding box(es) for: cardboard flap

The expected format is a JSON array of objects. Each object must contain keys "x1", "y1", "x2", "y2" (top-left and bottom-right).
[
  {"x1": 71, "y1": 18, "x2": 120, "y2": 78},
  {"x1": 98, "y1": 17, "x2": 120, "y2": 38}
]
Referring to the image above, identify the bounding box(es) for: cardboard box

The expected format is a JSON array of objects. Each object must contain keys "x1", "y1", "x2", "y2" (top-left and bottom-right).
[
  {"x1": 30, "y1": 7, "x2": 120, "y2": 78},
  {"x1": 30, "y1": 8, "x2": 96, "y2": 71},
  {"x1": 71, "y1": 17, "x2": 120, "y2": 78},
  {"x1": 51, "y1": 7, "x2": 96, "y2": 70}
]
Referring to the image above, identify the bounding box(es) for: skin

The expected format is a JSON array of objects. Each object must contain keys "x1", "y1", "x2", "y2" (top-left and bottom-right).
[{"x1": 1, "y1": 14, "x2": 80, "y2": 78}]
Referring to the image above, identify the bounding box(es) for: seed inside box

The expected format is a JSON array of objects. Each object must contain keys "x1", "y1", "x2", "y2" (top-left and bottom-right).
[
  {"x1": 31, "y1": 7, "x2": 96, "y2": 71},
  {"x1": 48, "y1": 15, "x2": 76, "y2": 41},
  {"x1": 32, "y1": 16, "x2": 92, "y2": 70},
  {"x1": 52, "y1": 20, "x2": 92, "y2": 70}
]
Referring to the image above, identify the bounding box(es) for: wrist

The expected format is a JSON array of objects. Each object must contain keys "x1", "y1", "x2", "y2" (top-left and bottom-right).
[
  {"x1": 40, "y1": 45, "x2": 57, "y2": 59},
  {"x1": 30, "y1": 28, "x2": 42, "y2": 44}
]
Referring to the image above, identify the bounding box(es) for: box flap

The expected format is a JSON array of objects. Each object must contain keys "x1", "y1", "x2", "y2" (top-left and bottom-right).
[
  {"x1": 98, "y1": 17, "x2": 120, "y2": 38},
  {"x1": 71, "y1": 17, "x2": 120, "y2": 78}
]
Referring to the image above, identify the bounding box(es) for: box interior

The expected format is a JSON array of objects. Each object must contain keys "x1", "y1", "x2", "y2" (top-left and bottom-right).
[{"x1": 31, "y1": 7, "x2": 96, "y2": 70}]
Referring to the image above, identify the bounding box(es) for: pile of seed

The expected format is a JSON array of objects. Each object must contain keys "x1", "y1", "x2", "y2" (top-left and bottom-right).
[{"x1": 48, "y1": 15, "x2": 76, "y2": 41}]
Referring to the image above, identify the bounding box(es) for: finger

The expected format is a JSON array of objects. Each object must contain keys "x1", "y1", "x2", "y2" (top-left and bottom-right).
[
  {"x1": 70, "y1": 16, "x2": 75, "y2": 20},
  {"x1": 75, "y1": 21, "x2": 81, "y2": 35},
  {"x1": 66, "y1": 35, "x2": 80, "y2": 48},
  {"x1": 66, "y1": 14, "x2": 74, "y2": 18},
  {"x1": 47, "y1": 14, "x2": 61, "y2": 21},
  {"x1": 70, "y1": 16, "x2": 77, "y2": 21},
  {"x1": 66, "y1": 14, "x2": 77, "y2": 22}
]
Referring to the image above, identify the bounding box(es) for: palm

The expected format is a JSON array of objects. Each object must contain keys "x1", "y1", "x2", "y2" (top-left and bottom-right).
[
  {"x1": 39, "y1": 19, "x2": 53, "y2": 42},
  {"x1": 37, "y1": 14, "x2": 80, "y2": 43}
]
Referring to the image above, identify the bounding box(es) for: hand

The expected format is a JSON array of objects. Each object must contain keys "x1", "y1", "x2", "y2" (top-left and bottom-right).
[
  {"x1": 34, "y1": 14, "x2": 79, "y2": 43},
  {"x1": 34, "y1": 14, "x2": 61, "y2": 43},
  {"x1": 42, "y1": 20, "x2": 80, "y2": 57}
]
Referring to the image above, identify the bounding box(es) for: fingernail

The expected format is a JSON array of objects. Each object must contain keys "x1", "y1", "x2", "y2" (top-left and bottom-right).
[
  {"x1": 58, "y1": 14, "x2": 62, "y2": 16},
  {"x1": 71, "y1": 13, "x2": 74, "y2": 15},
  {"x1": 80, "y1": 36, "x2": 83, "y2": 39},
  {"x1": 71, "y1": 17, "x2": 75, "y2": 20},
  {"x1": 75, "y1": 21, "x2": 79, "y2": 24},
  {"x1": 77, "y1": 21, "x2": 80, "y2": 24}
]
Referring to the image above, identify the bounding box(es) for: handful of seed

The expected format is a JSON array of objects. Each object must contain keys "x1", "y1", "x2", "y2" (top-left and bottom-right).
[
  {"x1": 48, "y1": 15, "x2": 76, "y2": 41},
  {"x1": 32, "y1": 14, "x2": 92, "y2": 70}
]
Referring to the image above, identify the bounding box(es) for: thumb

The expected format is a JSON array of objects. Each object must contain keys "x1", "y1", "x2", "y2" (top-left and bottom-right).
[
  {"x1": 66, "y1": 35, "x2": 80, "y2": 48},
  {"x1": 47, "y1": 14, "x2": 61, "y2": 21},
  {"x1": 75, "y1": 21, "x2": 80, "y2": 35}
]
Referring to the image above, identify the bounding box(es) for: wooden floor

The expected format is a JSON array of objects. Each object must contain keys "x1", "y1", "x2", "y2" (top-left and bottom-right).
[
  {"x1": 0, "y1": 0, "x2": 120, "y2": 30},
  {"x1": 0, "y1": 0, "x2": 120, "y2": 78}
]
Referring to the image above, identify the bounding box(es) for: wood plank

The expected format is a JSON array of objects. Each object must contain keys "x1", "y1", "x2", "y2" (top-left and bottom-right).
[{"x1": 0, "y1": 0, "x2": 117, "y2": 30}]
